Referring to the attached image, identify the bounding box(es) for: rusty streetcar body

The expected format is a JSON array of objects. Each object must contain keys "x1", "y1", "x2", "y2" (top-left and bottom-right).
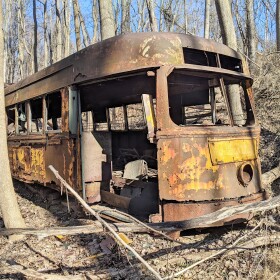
[{"x1": 5, "y1": 33, "x2": 266, "y2": 226}]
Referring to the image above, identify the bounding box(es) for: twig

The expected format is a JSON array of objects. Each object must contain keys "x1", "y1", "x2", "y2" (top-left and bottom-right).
[
  {"x1": 48, "y1": 165, "x2": 163, "y2": 280},
  {"x1": 237, "y1": 49, "x2": 261, "y2": 69},
  {"x1": 0, "y1": 262, "x2": 85, "y2": 280},
  {"x1": 226, "y1": 233, "x2": 280, "y2": 256},
  {"x1": 164, "y1": 221, "x2": 263, "y2": 279}
]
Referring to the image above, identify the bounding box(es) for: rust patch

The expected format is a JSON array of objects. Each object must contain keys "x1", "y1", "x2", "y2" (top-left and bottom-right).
[
  {"x1": 160, "y1": 141, "x2": 177, "y2": 164},
  {"x1": 163, "y1": 191, "x2": 266, "y2": 224},
  {"x1": 61, "y1": 88, "x2": 69, "y2": 132}
]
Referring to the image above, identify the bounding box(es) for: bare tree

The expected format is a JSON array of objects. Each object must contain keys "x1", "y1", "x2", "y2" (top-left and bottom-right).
[
  {"x1": 0, "y1": 1, "x2": 26, "y2": 239},
  {"x1": 184, "y1": 0, "x2": 188, "y2": 33},
  {"x1": 17, "y1": 0, "x2": 25, "y2": 79},
  {"x1": 215, "y1": 0, "x2": 237, "y2": 49},
  {"x1": 73, "y1": 0, "x2": 82, "y2": 50},
  {"x1": 79, "y1": 7, "x2": 91, "y2": 47},
  {"x1": 146, "y1": 0, "x2": 158, "y2": 32},
  {"x1": 43, "y1": 0, "x2": 49, "y2": 67},
  {"x1": 246, "y1": 0, "x2": 256, "y2": 69},
  {"x1": 136, "y1": 0, "x2": 148, "y2": 32},
  {"x1": 4, "y1": 0, "x2": 17, "y2": 83},
  {"x1": 215, "y1": 0, "x2": 244, "y2": 125},
  {"x1": 33, "y1": 0, "x2": 38, "y2": 72},
  {"x1": 63, "y1": 0, "x2": 71, "y2": 56},
  {"x1": 204, "y1": 0, "x2": 210, "y2": 39},
  {"x1": 92, "y1": 0, "x2": 99, "y2": 43},
  {"x1": 277, "y1": 0, "x2": 280, "y2": 50},
  {"x1": 55, "y1": 0, "x2": 63, "y2": 61},
  {"x1": 99, "y1": 0, "x2": 115, "y2": 40},
  {"x1": 121, "y1": 0, "x2": 131, "y2": 34}
]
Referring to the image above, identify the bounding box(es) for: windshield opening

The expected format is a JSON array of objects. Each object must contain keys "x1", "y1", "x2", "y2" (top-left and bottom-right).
[{"x1": 167, "y1": 70, "x2": 253, "y2": 126}]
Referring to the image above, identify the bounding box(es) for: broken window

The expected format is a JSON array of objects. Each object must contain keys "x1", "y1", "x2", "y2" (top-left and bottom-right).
[
  {"x1": 6, "y1": 106, "x2": 17, "y2": 136},
  {"x1": 127, "y1": 104, "x2": 146, "y2": 131},
  {"x1": 167, "y1": 70, "x2": 253, "y2": 126},
  {"x1": 82, "y1": 111, "x2": 94, "y2": 132},
  {"x1": 183, "y1": 48, "x2": 217, "y2": 67},
  {"x1": 109, "y1": 106, "x2": 127, "y2": 131},
  {"x1": 30, "y1": 97, "x2": 43, "y2": 133},
  {"x1": 93, "y1": 108, "x2": 109, "y2": 131},
  {"x1": 18, "y1": 103, "x2": 27, "y2": 134},
  {"x1": 46, "y1": 92, "x2": 62, "y2": 132}
]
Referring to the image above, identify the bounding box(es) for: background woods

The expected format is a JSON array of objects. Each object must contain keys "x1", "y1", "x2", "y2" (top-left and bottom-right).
[{"x1": 2, "y1": 0, "x2": 280, "y2": 83}]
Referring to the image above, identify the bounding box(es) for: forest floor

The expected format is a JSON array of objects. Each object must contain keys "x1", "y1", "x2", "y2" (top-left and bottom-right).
[{"x1": 0, "y1": 55, "x2": 280, "y2": 280}]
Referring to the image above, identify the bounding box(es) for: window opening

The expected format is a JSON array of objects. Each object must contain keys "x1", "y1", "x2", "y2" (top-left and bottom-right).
[
  {"x1": 127, "y1": 104, "x2": 146, "y2": 131},
  {"x1": 30, "y1": 97, "x2": 43, "y2": 133},
  {"x1": 18, "y1": 103, "x2": 27, "y2": 134},
  {"x1": 167, "y1": 71, "x2": 252, "y2": 126},
  {"x1": 46, "y1": 92, "x2": 62, "y2": 131},
  {"x1": 6, "y1": 106, "x2": 17, "y2": 136},
  {"x1": 82, "y1": 111, "x2": 94, "y2": 132},
  {"x1": 183, "y1": 48, "x2": 217, "y2": 67},
  {"x1": 109, "y1": 106, "x2": 126, "y2": 131},
  {"x1": 219, "y1": 54, "x2": 242, "y2": 72},
  {"x1": 93, "y1": 108, "x2": 109, "y2": 131}
]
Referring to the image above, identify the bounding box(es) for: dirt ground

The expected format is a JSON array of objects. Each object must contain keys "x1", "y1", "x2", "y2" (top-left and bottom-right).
[{"x1": 0, "y1": 55, "x2": 279, "y2": 280}]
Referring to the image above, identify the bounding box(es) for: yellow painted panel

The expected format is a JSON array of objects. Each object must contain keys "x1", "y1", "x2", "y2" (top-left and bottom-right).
[{"x1": 208, "y1": 138, "x2": 257, "y2": 165}]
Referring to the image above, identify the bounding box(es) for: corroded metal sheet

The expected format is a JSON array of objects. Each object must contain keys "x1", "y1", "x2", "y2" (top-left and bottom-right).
[
  {"x1": 157, "y1": 136, "x2": 262, "y2": 201},
  {"x1": 5, "y1": 32, "x2": 250, "y2": 107},
  {"x1": 81, "y1": 131, "x2": 112, "y2": 182},
  {"x1": 45, "y1": 139, "x2": 76, "y2": 188},
  {"x1": 163, "y1": 191, "x2": 266, "y2": 225},
  {"x1": 8, "y1": 146, "x2": 46, "y2": 183},
  {"x1": 208, "y1": 138, "x2": 257, "y2": 165}
]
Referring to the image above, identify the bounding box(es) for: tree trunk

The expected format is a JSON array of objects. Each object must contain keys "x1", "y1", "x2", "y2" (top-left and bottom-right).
[
  {"x1": 121, "y1": 0, "x2": 131, "y2": 34},
  {"x1": 63, "y1": 0, "x2": 71, "y2": 57},
  {"x1": 215, "y1": 0, "x2": 237, "y2": 49},
  {"x1": 0, "y1": 2, "x2": 26, "y2": 239},
  {"x1": 43, "y1": 0, "x2": 48, "y2": 67},
  {"x1": 146, "y1": 0, "x2": 158, "y2": 32},
  {"x1": 17, "y1": 0, "x2": 25, "y2": 79},
  {"x1": 79, "y1": 6, "x2": 91, "y2": 47},
  {"x1": 215, "y1": 0, "x2": 244, "y2": 125},
  {"x1": 184, "y1": 0, "x2": 188, "y2": 33},
  {"x1": 33, "y1": 0, "x2": 38, "y2": 72},
  {"x1": 17, "y1": 0, "x2": 32, "y2": 75},
  {"x1": 55, "y1": 0, "x2": 63, "y2": 61},
  {"x1": 99, "y1": 0, "x2": 115, "y2": 40},
  {"x1": 277, "y1": 0, "x2": 280, "y2": 50},
  {"x1": 204, "y1": 0, "x2": 210, "y2": 39},
  {"x1": 92, "y1": 0, "x2": 99, "y2": 43},
  {"x1": 246, "y1": 0, "x2": 256, "y2": 70},
  {"x1": 72, "y1": 0, "x2": 81, "y2": 50}
]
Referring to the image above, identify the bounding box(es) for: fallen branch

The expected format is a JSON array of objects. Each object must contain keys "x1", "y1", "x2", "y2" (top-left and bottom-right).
[
  {"x1": 262, "y1": 163, "x2": 280, "y2": 186},
  {"x1": 48, "y1": 165, "x2": 163, "y2": 280},
  {"x1": 0, "y1": 262, "x2": 85, "y2": 280}
]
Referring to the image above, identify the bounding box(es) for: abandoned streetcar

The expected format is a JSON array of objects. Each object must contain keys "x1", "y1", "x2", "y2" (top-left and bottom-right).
[{"x1": 5, "y1": 33, "x2": 266, "y2": 226}]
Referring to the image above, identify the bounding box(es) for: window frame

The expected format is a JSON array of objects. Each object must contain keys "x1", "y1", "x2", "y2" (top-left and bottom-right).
[{"x1": 45, "y1": 91, "x2": 62, "y2": 134}]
